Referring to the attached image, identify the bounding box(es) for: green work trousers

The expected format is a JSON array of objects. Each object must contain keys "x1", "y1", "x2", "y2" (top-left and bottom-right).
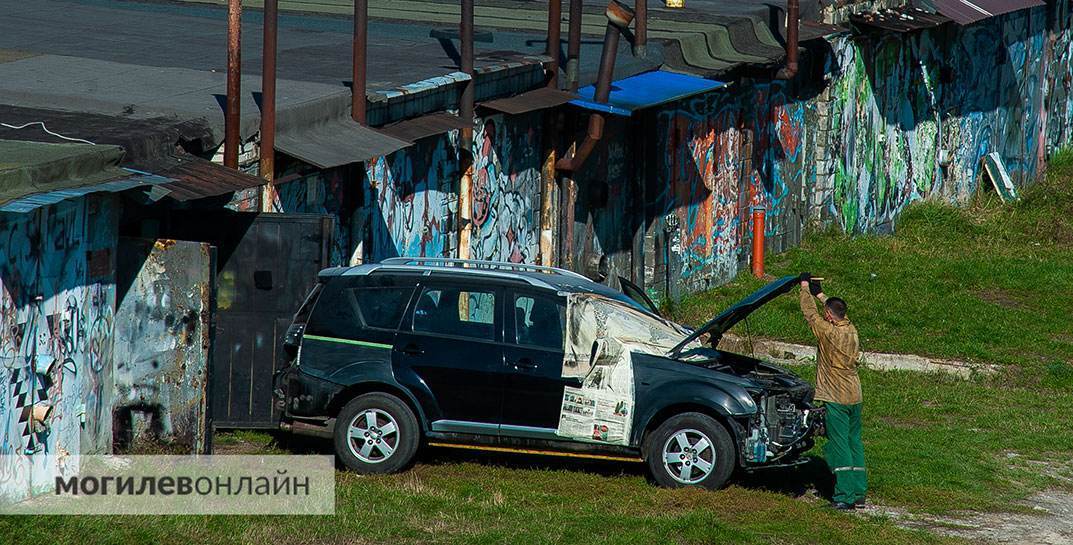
[{"x1": 824, "y1": 402, "x2": 867, "y2": 504}]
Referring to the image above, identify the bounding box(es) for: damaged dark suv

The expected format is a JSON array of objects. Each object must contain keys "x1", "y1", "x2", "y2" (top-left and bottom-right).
[{"x1": 274, "y1": 258, "x2": 820, "y2": 489}]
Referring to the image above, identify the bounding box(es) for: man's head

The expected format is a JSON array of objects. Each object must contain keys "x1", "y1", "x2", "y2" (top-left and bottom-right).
[{"x1": 824, "y1": 297, "x2": 848, "y2": 322}]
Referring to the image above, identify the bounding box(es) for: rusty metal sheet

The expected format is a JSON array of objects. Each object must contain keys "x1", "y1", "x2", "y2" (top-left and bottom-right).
[
  {"x1": 851, "y1": 7, "x2": 951, "y2": 32},
  {"x1": 130, "y1": 153, "x2": 267, "y2": 201},
  {"x1": 478, "y1": 88, "x2": 578, "y2": 115},
  {"x1": 378, "y1": 112, "x2": 471, "y2": 144},
  {"x1": 920, "y1": 0, "x2": 1044, "y2": 25},
  {"x1": 113, "y1": 237, "x2": 214, "y2": 453}
]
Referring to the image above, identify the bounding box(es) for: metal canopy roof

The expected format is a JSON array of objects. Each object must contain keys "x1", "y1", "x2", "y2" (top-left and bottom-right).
[
  {"x1": 570, "y1": 71, "x2": 728, "y2": 117},
  {"x1": 378, "y1": 113, "x2": 472, "y2": 143},
  {"x1": 918, "y1": 0, "x2": 1045, "y2": 25},
  {"x1": 479, "y1": 88, "x2": 578, "y2": 116},
  {"x1": 275, "y1": 120, "x2": 412, "y2": 169},
  {"x1": 0, "y1": 140, "x2": 129, "y2": 206}
]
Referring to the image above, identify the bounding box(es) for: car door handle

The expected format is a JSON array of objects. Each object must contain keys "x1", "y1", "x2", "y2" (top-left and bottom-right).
[
  {"x1": 401, "y1": 344, "x2": 424, "y2": 356},
  {"x1": 513, "y1": 358, "x2": 538, "y2": 370}
]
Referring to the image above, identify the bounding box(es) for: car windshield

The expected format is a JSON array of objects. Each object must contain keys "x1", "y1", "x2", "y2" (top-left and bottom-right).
[{"x1": 576, "y1": 295, "x2": 697, "y2": 355}]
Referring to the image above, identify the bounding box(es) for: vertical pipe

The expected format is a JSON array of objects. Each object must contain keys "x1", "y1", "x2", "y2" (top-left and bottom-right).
[
  {"x1": 460, "y1": 0, "x2": 475, "y2": 132},
  {"x1": 259, "y1": 0, "x2": 278, "y2": 211},
  {"x1": 458, "y1": 0, "x2": 475, "y2": 260},
  {"x1": 566, "y1": 0, "x2": 583, "y2": 92},
  {"x1": 634, "y1": 0, "x2": 646, "y2": 57},
  {"x1": 546, "y1": 0, "x2": 562, "y2": 88},
  {"x1": 774, "y1": 0, "x2": 799, "y2": 80},
  {"x1": 224, "y1": 0, "x2": 242, "y2": 169},
  {"x1": 352, "y1": 0, "x2": 368, "y2": 124},
  {"x1": 751, "y1": 208, "x2": 766, "y2": 278}
]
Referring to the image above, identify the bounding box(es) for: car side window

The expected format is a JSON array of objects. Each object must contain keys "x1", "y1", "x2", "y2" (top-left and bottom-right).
[
  {"x1": 351, "y1": 287, "x2": 414, "y2": 330},
  {"x1": 413, "y1": 287, "x2": 496, "y2": 340},
  {"x1": 513, "y1": 294, "x2": 565, "y2": 350}
]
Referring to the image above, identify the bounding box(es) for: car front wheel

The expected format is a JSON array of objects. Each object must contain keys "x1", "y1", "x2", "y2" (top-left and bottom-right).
[
  {"x1": 334, "y1": 392, "x2": 419, "y2": 474},
  {"x1": 644, "y1": 412, "x2": 735, "y2": 490}
]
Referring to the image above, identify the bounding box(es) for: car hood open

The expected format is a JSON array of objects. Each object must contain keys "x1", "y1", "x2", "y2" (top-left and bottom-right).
[{"x1": 669, "y1": 275, "x2": 801, "y2": 358}]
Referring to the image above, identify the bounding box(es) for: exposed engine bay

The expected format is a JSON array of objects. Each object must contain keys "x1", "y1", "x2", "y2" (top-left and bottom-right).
[{"x1": 744, "y1": 393, "x2": 822, "y2": 464}]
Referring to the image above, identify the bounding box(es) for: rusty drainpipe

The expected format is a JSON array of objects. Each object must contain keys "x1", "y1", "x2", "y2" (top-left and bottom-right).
[
  {"x1": 774, "y1": 0, "x2": 799, "y2": 80},
  {"x1": 224, "y1": 0, "x2": 242, "y2": 169},
  {"x1": 556, "y1": 1, "x2": 634, "y2": 173},
  {"x1": 352, "y1": 0, "x2": 368, "y2": 124},
  {"x1": 547, "y1": 0, "x2": 562, "y2": 88},
  {"x1": 259, "y1": 0, "x2": 278, "y2": 211},
  {"x1": 634, "y1": 0, "x2": 646, "y2": 57},
  {"x1": 566, "y1": 0, "x2": 583, "y2": 92},
  {"x1": 458, "y1": 0, "x2": 476, "y2": 260}
]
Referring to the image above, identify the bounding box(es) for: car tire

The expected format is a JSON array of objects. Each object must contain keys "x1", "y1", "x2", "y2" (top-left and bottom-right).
[
  {"x1": 644, "y1": 412, "x2": 735, "y2": 490},
  {"x1": 334, "y1": 392, "x2": 419, "y2": 474}
]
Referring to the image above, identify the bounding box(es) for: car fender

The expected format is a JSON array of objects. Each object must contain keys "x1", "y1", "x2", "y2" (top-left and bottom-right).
[{"x1": 293, "y1": 357, "x2": 432, "y2": 428}]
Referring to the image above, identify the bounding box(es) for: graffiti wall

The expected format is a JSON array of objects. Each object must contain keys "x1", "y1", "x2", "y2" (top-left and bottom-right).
[
  {"x1": 358, "y1": 112, "x2": 544, "y2": 264},
  {"x1": 822, "y1": 7, "x2": 1053, "y2": 233},
  {"x1": 653, "y1": 81, "x2": 811, "y2": 294},
  {"x1": 0, "y1": 195, "x2": 117, "y2": 502}
]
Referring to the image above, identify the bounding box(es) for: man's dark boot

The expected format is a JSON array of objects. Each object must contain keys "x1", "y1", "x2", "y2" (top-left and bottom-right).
[
  {"x1": 854, "y1": 498, "x2": 867, "y2": 509},
  {"x1": 829, "y1": 501, "x2": 854, "y2": 510}
]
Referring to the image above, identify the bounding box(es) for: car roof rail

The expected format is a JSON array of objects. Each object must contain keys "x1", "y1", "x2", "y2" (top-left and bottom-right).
[{"x1": 378, "y1": 257, "x2": 591, "y2": 281}]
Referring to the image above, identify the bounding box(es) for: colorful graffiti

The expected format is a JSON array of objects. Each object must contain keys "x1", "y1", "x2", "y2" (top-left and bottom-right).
[
  {"x1": 362, "y1": 133, "x2": 460, "y2": 261},
  {"x1": 824, "y1": 8, "x2": 1051, "y2": 233},
  {"x1": 273, "y1": 164, "x2": 358, "y2": 267},
  {"x1": 0, "y1": 196, "x2": 117, "y2": 502},
  {"x1": 470, "y1": 113, "x2": 542, "y2": 263}
]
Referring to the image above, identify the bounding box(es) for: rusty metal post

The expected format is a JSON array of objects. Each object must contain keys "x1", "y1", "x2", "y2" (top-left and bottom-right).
[
  {"x1": 566, "y1": 0, "x2": 583, "y2": 92},
  {"x1": 458, "y1": 0, "x2": 476, "y2": 260},
  {"x1": 751, "y1": 207, "x2": 766, "y2": 278},
  {"x1": 774, "y1": 0, "x2": 799, "y2": 80},
  {"x1": 224, "y1": 0, "x2": 242, "y2": 169},
  {"x1": 352, "y1": 0, "x2": 368, "y2": 124},
  {"x1": 547, "y1": 0, "x2": 562, "y2": 88},
  {"x1": 259, "y1": 0, "x2": 278, "y2": 211},
  {"x1": 634, "y1": 0, "x2": 646, "y2": 57},
  {"x1": 556, "y1": 1, "x2": 633, "y2": 173}
]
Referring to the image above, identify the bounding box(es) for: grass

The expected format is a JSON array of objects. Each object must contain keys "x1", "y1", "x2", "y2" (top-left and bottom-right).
[
  {"x1": 1, "y1": 434, "x2": 962, "y2": 545},
  {"x1": 671, "y1": 151, "x2": 1073, "y2": 369},
  {"x1": 663, "y1": 152, "x2": 1073, "y2": 516}
]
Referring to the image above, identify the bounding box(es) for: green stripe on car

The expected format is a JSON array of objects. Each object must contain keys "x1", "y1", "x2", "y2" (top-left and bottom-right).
[{"x1": 303, "y1": 334, "x2": 393, "y2": 350}]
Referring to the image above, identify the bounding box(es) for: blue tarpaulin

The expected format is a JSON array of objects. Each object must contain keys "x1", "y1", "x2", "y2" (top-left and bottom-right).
[{"x1": 569, "y1": 71, "x2": 728, "y2": 116}]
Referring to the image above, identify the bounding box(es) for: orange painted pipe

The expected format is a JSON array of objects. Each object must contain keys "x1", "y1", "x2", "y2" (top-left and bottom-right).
[{"x1": 751, "y1": 208, "x2": 765, "y2": 278}]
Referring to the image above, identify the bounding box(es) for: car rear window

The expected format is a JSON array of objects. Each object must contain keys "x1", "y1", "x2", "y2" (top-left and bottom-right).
[
  {"x1": 352, "y1": 287, "x2": 413, "y2": 330},
  {"x1": 306, "y1": 282, "x2": 413, "y2": 339}
]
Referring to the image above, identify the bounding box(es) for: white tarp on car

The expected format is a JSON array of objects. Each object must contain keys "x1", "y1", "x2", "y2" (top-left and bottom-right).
[{"x1": 557, "y1": 294, "x2": 700, "y2": 445}]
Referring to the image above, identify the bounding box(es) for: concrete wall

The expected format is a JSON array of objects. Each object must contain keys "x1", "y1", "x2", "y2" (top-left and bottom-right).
[{"x1": 0, "y1": 195, "x2": 117, "y2": 502}]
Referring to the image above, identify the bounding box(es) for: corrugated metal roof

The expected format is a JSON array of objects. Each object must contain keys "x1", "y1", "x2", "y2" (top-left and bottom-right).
[
  {"x1": 852, "y1": 7, "x2": 952, "y2": 32},
  {"x1": 0, "y1": 169, "x2": 171, "y2": 213},
  {"x1": 129, "y1": 153, "x2": 269, "y2": 201},
  {"x1": 919, "y1": 0, "x2": 1044, "y2": 25},
  {"x1": 478, "y1": 88, "x2": 577, "y2": 115},
  {"x1": 275, "y1": 119, "x2": 412, "y2": 169},
  {"x1": 570, "y1": 71, "x2": 728, "y2": 116},
  {"x1": 378, "y1": 112, "x2": 471, "y2": 143}
]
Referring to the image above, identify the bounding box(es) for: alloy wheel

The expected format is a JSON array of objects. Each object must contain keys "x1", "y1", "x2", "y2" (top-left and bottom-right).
[
  {"x1": 662, "y1": 428, "x2": 715, "y2": 484},
  {"x1": 347, "y1": 408, "x2": 399, "y2": 463}
]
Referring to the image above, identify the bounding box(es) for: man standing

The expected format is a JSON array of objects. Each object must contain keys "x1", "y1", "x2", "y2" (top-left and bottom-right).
[{"x1": 799, "y1": 274, "x2": 866, "y2": 510}]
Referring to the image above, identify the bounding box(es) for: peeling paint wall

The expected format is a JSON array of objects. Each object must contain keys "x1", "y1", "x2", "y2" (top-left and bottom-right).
[
  {"x1": 0, "y1": 195, "x2": 117, "y2": 502},
  {"x1": 113, "y1": 238, "x2": 212, "y2": 453}
]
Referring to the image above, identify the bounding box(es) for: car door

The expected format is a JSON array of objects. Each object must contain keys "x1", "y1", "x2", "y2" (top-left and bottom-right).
[
  {"x1": 499, "y1": 290, "x2": 572, "y2": 435},
  {"x1": 392, "y1": 282, "x2": 505, "y2": 428}
]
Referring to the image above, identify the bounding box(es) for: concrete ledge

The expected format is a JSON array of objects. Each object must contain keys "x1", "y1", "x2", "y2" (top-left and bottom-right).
[{"x1": 718, "y1": 334, "x2": 1000, "y2": 377}]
